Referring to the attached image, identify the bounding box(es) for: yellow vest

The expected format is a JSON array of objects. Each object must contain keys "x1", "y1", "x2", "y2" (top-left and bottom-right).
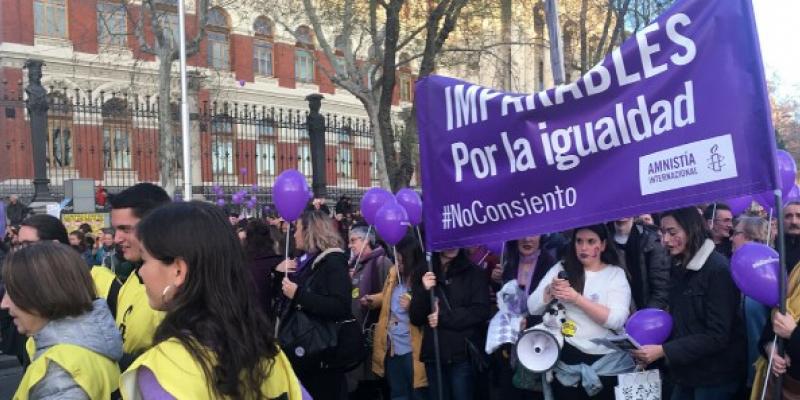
[
  {"x1": 91, "y1": 267, "x2": 165, "y2": 355},
  {"x1": 14, "y1": 343, "x2": 120, "y2": 400},
  {"x1": 120, "y1": 339, "x2": 303, "y2": 400}
]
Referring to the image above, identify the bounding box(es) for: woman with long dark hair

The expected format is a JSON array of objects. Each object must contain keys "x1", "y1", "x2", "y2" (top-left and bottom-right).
[
  {"x1": 120, "y1": 201, "x2": 302, "y2": 399},
  {"x1": 279, "y1": 210, "x2": 352, "y2": 400},
  {"x1": 632, "y1": 207, "x2": 744, "y2": 400},
  {"x1": 528, "y1": 224, "x2": 633, "y2": 399},
  {"x1": 242, "y1": 219, "x2": 284, "y2": 318},
  {"x1": 492, "y1": 235, "x2": 556, "y2": 399},
  {"x1": 372, "y1": 233, "x2": 429, "y2": 399}
]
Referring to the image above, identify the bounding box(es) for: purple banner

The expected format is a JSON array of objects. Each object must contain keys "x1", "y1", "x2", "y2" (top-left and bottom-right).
[{"x1": 416, "y1": 0, "x2": 777, "y2": 251}]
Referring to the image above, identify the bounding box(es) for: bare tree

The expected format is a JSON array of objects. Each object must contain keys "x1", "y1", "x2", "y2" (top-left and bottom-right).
[
  {"x1": 256, "y1": 0, "x2": 477, "y2": 190},
  {"x1": 124, "y1": 0, "x2": 211, "y2": 196}
]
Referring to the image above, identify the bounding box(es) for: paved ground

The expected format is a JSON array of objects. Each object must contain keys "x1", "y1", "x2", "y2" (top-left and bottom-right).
[{"x1": 0, "y1": 354, "x2": 22, "y2": 400}]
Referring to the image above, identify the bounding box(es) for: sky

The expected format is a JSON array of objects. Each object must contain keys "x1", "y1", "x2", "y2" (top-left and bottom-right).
[{"x1": 753, "y1": 0, "x2": 800, "y2": 99}]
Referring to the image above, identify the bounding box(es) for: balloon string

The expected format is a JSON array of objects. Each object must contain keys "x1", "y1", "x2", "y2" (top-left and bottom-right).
[
  {"x1": 761, "y1": 336, "x2": 778, "y2": 400},
  {"x1": 284, "y1": 223, "x2": 291, "y2": 279},
  {"x1": 415, "y1": 226, "x2": 425, "y2": 253}
]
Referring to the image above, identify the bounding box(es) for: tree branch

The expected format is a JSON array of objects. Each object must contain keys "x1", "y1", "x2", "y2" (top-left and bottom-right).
[{"x1": 123, "y1": 0, "x2": 155, "y2": 55}]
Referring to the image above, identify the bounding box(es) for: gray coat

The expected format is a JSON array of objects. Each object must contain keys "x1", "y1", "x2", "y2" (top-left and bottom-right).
[{"x1": 29, "y1": 298, "x2": 123, "y2": 400}]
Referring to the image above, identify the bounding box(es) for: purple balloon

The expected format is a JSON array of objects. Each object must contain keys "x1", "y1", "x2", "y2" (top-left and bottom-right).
[
  {"x1": 240, "y1": 167, "x2": 248, "y2": 175},
  {"x1": 374, "y1": 202, "x2": 409, "y2": 246},
  {"x1": 778, "y1": 150, "x2": 797, "y2": 196},
  {"x1": 0, "y1": 202, "x2": 6, "y2": 238},
  {"x1": 625, "y1": 308, "x2": 673, "y2": 346},
  {"x1": 732, "y1": 242, "x2": 780, "y2": 306},
  {"x1": 726, "y1": 195, "x2": 752, "y2": 216},
  {"x1": 216, "y1": 199, "x2": 226, "y2": 207},
  {"x1": 232, "y1": 193, "x2": 244, "y2": 205},
  {"x1": 274, "y1": 169, "x2": 311, "y2": 221},
  {"x1": 786, "y1": 184, "x2": 800, "y2": 206},
  {"x1": 361, "y1": 187, "x2": 395, "y2": 226},
  {"x1": 395, "y1": 188, "x2": 422, "y2": 226}
]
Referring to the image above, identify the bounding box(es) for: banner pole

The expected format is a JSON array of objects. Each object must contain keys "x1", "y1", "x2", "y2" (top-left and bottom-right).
[
  {"x1": 426, "y1": 251, "x2": 444, "y2": 400},
  {"x1": 544, "y1": 0, "x2": 565, "y2": 85},
  {"x1": 775, "y1": 189, "x2": 787, "y2": 400}
]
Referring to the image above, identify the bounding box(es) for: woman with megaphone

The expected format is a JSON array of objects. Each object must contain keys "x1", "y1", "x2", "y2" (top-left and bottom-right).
[
  {"x1": 631, "y1": 207, "x2": 745, "y2": 400},
  {"x1": 528, "y1": 224, "x2": 633, "y2": 399}
]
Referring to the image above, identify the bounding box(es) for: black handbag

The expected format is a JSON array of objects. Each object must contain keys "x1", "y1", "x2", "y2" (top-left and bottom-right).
[{"x1": 278, "y1": 249, "x2": 366, "y2": 371}]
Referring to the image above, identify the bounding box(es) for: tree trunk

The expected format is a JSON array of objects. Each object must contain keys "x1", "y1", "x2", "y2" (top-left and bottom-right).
[
  {"x1": 157, "y1": 53, "x2": 176, "y2": 197},
  {"x1": 377, "y1": 0, "x2": 403, "y2": 191},
  {"x1": 579, "y1": 0, "x2": 589, "y2": 74},
  {"x1": 366, "y1": 104, "x2": 391, "y2": 188}
]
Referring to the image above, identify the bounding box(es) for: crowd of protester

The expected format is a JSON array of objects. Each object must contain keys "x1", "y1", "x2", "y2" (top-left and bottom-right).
[{"x1": 2, "y1": 185, "x2": 800, "y2": 400}]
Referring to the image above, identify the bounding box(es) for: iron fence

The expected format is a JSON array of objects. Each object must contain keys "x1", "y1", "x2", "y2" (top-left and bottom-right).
[{"x1": 0, "y1": 81, "x2": 404, "y2": 207}]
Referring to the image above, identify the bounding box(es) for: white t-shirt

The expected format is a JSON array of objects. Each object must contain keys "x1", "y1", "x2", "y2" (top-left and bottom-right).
[{"x1": 527, "y1": 261, "x2": 631, "y2": 355}]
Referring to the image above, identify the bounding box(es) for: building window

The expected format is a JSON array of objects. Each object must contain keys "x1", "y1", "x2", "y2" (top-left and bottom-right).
[
  {"x1": 206, "y1": 8, "x2": 230, "y2": 70},
  {"x1": 298, "y1": 144, "x2": 312, "y2": 176},
  {"x1": 338, "y1": 147, "x2": 352, "y2": 178},
  {"x1": 211, "y1": 140, "x2": 234, "y2": 174},
  {"x1": 295, "y1": 49, "x2": 314, "y2": 83},
  {"x1": 254, "y1": 16, "x2": 273, "y2": 37},
  {"x1": 34, "y1": 0, "x2": 67, "y2": 38},
  {"x1": 97, "y1": 2, "x2": 127, "y2": 47},
  {"x1": 256, "y1": 118, "x2": 275, "y2": 136},
  {"x1": 103, "y1": 125, "x2": 131, "y2": 170},
  {"x1": 256, "y1": 142, "x2": 276, "y2": 176},
  {"x1": 47, "y1": 125, "x2": 73, "y2": 168},
  {"x1": 254, "y1": 41, "x2": 273, "y2": 76},
  {"x1": 295, "y1": 25, "x2": 313, "y2": 45}
]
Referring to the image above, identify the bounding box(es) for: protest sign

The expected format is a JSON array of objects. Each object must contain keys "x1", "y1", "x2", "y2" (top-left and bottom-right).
[{"x1": 416, "y1": 0, "x2": 777, "y2": 250}]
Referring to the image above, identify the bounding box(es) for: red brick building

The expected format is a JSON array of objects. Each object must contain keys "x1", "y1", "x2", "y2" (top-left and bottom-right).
[{"x1": 0, "y1": 0, "x2": 417, "y2": 195}]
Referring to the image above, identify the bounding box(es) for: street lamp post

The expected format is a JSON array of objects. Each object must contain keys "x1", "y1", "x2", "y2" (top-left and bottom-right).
[{"x1": 25, "y1": 59, "x2": 56, "y2": 205}]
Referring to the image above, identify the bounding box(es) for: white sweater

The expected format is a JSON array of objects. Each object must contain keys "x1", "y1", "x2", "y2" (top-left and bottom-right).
[{"x1": 527, "y1": 262, "x2": 631, "y2": 355}]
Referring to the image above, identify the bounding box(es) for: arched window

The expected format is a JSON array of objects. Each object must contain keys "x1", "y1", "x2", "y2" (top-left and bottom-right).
[
  {"x1": 295, "y1": 25, "x2": 313, "y2": 46},
  {"x1": 294, "y1": 25, "x2": 315, "y2": 83},
  {"x1": 102, "y1": 97, "x2": 131, "y2": 170},
  {"x1": 253, "y1": 16, "x2": 274, "y2": 76},
  {"x1": 206, "y1": 8, "x2": 230, "y2": 70}
]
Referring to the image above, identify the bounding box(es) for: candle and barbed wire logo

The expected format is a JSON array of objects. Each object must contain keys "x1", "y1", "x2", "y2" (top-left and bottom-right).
[{"x1": 707, "y1": 144, "x2": 726, "y2": 172}]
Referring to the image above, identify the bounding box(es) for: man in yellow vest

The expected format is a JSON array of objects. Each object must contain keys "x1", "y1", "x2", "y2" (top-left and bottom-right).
[{"x1": 91, "y1": 183, "x2": 170, "y2": 369}]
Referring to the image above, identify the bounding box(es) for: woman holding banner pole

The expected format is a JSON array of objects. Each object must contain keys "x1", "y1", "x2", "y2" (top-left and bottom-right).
[
  {"x1": 409, "y1": 248, "x2": 491, "y2": 400},
  {"x1": 632, "y1": 207, "x2": 745, "y2": 400}
]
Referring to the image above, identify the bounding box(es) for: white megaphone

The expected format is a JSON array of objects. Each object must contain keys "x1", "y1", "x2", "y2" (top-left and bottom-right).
[
  {"x1": 516, "y1": 270, "x2": 569, "y2": 372},
  {"x1": 516, "y1": 326, "x2": 563, "y2": 372}
]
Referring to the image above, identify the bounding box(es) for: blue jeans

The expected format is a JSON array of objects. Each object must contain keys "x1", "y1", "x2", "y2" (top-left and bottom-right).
[
  {"x1": 424, "y1": 361, "x2": 474, "y2": 400},
  {"x1": 670, "y1": 381, "x2": 739, "y2": 400},
  {"x1": 386, "y1": 353, "x2": 428, "y2": 400},
  {"x1": 745, "y1": 296, "x2": 770, "y2": 386}
]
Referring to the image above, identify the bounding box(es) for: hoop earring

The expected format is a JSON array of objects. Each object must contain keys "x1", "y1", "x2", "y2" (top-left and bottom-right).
[{"x1": 161, "y1": 284, "x2": 175, "y2": 305}]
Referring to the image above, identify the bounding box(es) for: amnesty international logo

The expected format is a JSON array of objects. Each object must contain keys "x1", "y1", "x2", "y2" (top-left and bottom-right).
[{"x1": 707, "y1": 144, "x2": 726, "y2": 172}]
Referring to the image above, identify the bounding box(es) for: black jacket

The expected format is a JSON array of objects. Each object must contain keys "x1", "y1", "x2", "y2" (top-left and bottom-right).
[
  {"x1": 613, "y1": 224, "x2": 670, "y2": 310},
  {"x1": 785, "y1": 234, "x2": 800, "y2": 275},
  {"x1": 289, "y1": 249, "x2": 352, "y2": 322},
  {"x1": 662, "y1": 240, "x2": 746, "y2": 387},
  {"x1": 409, "y1": 253, "x2": 491, "y2": 364},
  {"x1": 6, "y1": 201, "x2": 29, "y2": 225}
]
